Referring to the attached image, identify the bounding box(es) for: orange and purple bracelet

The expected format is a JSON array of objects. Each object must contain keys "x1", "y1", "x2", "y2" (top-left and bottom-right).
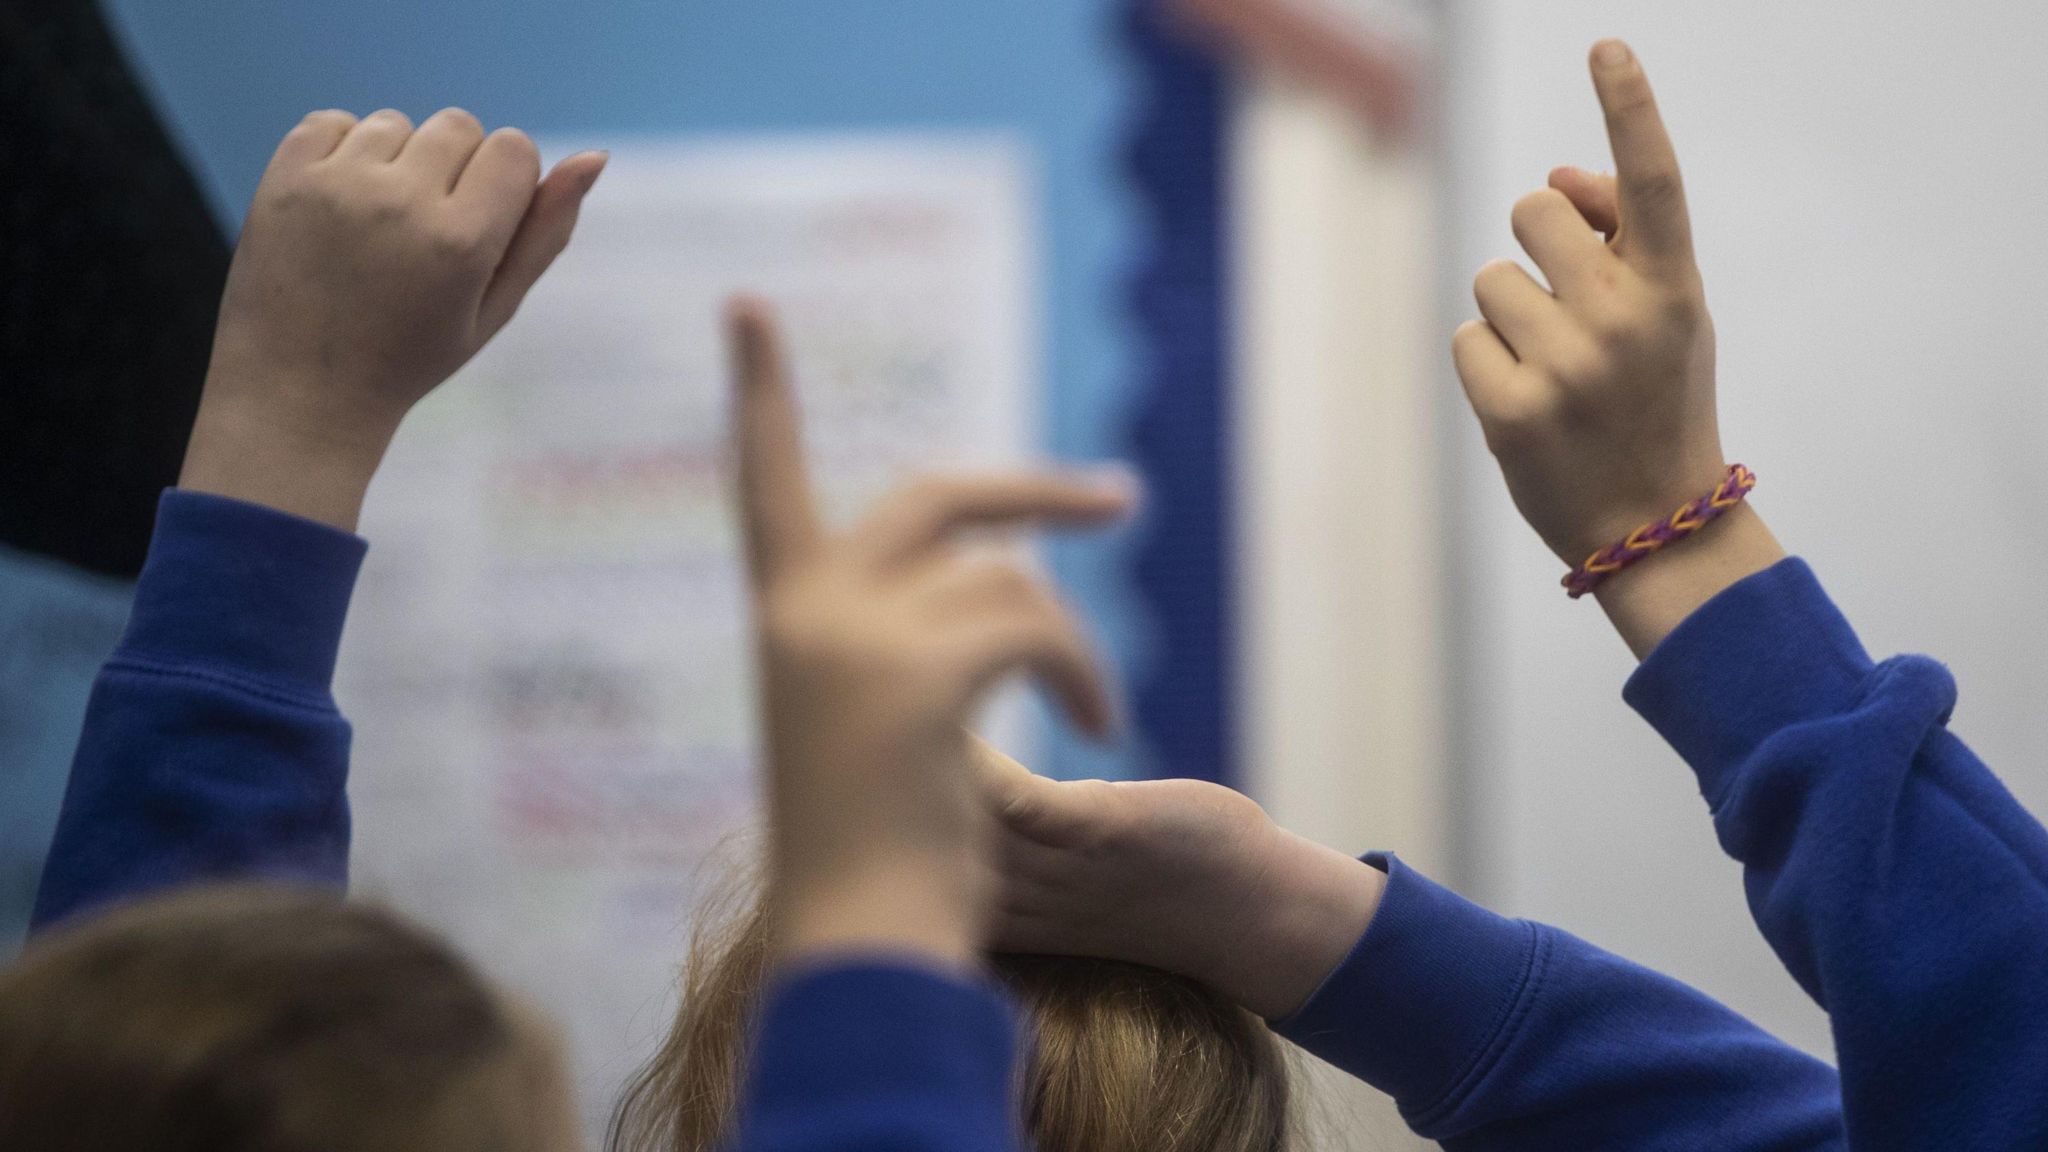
[{"x1": 1563, "y1": 464, "x2": 1757, "y2": 599}]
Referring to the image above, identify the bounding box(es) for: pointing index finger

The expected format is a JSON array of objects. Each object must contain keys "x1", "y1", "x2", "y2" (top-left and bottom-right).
[
  {"x1": 1589, "y1": 39, "x2": 1694, "y2": 271},
  {"x1": 729, "y1": 298, "x2": 823, "y2": 581}
]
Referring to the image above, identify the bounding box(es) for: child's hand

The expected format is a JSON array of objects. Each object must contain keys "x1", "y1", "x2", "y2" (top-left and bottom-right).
[
  {"x1": 1453, "y1": 41, "x2": 1782, "y2": 653},
  {"x1": 731, "y1": 301, "x2": 1133, "y2": 970},
  {"x1": 181, "y1": 108, "x2": 607, "y2": 530},
  {"x1": 1456, "y1": 39, "x2": 1721, "y2": 566},
  {"x1": 982, "y1": 742, "x2": 1383, "y2": 1020}
]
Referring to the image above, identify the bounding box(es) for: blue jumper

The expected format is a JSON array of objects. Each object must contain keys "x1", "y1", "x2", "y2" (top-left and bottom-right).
[{"x1": 33, "y1": 491, "x2": 2048, "y2": 1149}]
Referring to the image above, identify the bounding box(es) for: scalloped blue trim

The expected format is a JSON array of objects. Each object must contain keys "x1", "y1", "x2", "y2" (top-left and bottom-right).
[{"x1": 1121, "y1": 0, "x2": 1234, "y2": 787}]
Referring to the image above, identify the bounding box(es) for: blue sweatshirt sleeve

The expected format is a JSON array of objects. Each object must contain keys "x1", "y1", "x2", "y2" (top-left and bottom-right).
[
  {"x1": 29, "y1": 490, "x2": 366, "y2": 930},
  {"x1": 736, "y1": 962, "x2": 1023, "y2": 1152},
  {"x1": 1625, "y1": 558, "x2": 2048, "y2": 1151},
  {"x1": 1274, "y1": 854, "x2": 1843, "y2": 1150}
]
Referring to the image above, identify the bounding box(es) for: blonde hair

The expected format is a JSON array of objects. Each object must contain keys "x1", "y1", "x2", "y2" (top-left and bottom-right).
[
  {"x1": 0, "y1": 886, "x2": 567, "y2": 1152},
  {"x1": 610, "y1": 876, "x2": 1294, "y2": 1152}
]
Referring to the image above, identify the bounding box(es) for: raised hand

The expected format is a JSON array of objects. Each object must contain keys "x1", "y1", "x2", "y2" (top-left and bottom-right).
[
  {"x1": 182, "y1": 108, "x2": 607, "y2": 530},
  {"x1": 980, "y1": 741, "x2": 1383, "y2": 1020},
  {"x1": 1453, "y1": 40, "x2": 1783, "y2": 653},
  {"x1": 730, "y1": 300, "x2": 1133, "y2": 970}
]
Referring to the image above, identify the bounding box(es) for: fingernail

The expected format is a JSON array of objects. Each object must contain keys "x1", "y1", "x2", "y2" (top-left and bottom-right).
[{"x1": 1593, "y1": 39, "x2": 1632, "y2": 67}]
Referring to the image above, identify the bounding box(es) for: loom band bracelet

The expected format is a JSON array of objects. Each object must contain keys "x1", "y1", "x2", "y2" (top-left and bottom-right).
[{"x1": 1562, "y1": 464, "x2": 1757, "y2": 599}]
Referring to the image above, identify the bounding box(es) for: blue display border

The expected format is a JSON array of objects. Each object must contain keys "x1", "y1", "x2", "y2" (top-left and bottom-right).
[{"x1": 1121, "y1": 0, "x2": 1235, "y2": 788}]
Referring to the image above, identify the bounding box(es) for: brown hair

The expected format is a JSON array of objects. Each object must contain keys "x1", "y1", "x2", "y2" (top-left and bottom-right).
[
  {"x1": 0, "y1": 886, "x2": 573, "y2": 1152},
  {"x1": 609, "y1": 879, "x2": 1294, "y2": 1152}
]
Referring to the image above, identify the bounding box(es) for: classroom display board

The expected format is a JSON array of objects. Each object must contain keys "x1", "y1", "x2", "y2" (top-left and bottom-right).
[
  {"x1": 82, "y1": 2, "x2": 1235, "y2": 1137},
  {"x1": 335, "y1": 136, "x2": 1038, "y2": 1133}
]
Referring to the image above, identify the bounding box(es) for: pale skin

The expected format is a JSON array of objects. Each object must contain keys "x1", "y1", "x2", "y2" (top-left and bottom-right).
[
  {"x1": 728, "y1": 301, "x2": 1135, "y2": 971},
  {"x1": 169, "y1": 108, "x2": 604, "y2": 1149},
  {"x1": 729, "y1": 300, "x2": 1382, "y2": 1007},
  {"x1": 967, "y1": 40, "x2": 1787, "y2": 1027},
  {"x1": 180, "y1": 107, "x2": 608, "y2": 532},
  {"x1": 982, "y1": 740, "x2": 1385, "y2": 1020},
  {"x1": 179, "y1": 40, "x2": 1767, "y2": 1070},
  {"x1": 1456, "y1": 38, "x2": 1788, "y2": 657}
]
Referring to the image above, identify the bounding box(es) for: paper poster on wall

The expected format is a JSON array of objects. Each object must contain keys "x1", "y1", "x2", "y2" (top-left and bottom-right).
[{"x1": 335, "y1": 135, "x2": 1039, "y2": 1134}]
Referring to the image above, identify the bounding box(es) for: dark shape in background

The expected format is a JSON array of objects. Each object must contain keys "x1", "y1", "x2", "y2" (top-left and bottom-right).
[{"x1": 1, "y1": 0, "x2": 229, "y2": 578}]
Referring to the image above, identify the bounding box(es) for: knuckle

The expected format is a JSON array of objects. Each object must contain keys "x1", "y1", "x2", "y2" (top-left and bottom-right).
[
  {"x1": 1472, "y1": 259, "x2": 1521, "y2": 298},
  {"x1": 1548, "y1": 345, "x2": 1610, "y2": 388},
  {"x1": 258, "y1": 173, "x2": 317, "y2": 213},
  {"x1": 296, "y1": 108, "x2": 356, "y2": 132},
  {"x1": 1654, "y1": 281, "x2": 1706, "y2": 327},
  {"x1": 1605, "y1": 88, "x2": 1657, "y2": 126},
  {"x1": 426, "y1": 218, "x2": 491, "y2": 264},
  {"x1": 1631, "y1": 166, "x2": 1684, "y2": 208},
  {"x1": 1452, "y1": 319, "x2": 1494, "y2": 358},
  {"x1": 1583, "y1": 258, "x2": 1627, "y2": 298},
  {"x1": 433, "y1": 106, "x2": 483, "y2": 135},
  {"x1": 1509, "y1": 188, "x2": 1566, "y2": 234},
  {"x1": 1480, "y1": 391, "x2": 1560, "y2": 450},
  {"x1": 1581, "y1": 300, "x2": 1640, "y2": 346},
  {"x1": 984, "y1": 564, "x2": 1038, "y2": 604},
  {"x1": 489, "y1": 126, "x2": 540, "y2": 166},
  {"x1": 361, "y1": 178, "x2": 416, "y2": 223}
]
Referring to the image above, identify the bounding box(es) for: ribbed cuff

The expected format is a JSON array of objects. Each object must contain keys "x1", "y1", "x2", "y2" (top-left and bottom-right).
[
  {"x1": 1623, "y1": 557, "x2": 1874, "y2": 809},
  {"x1": 1272, "y1": 854, "x2": 1542, "y2": 1119},
  {"x1": 747, "y1": 961, "x2": 1020, "y2": 1121},
  {"x1": 118, "y1": 489, "x2": 368, "y2": 694}
]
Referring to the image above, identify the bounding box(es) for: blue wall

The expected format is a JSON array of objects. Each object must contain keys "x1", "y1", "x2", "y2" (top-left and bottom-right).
[
  {"x1": 0, "y1": 550, "x2": 131, "y2": 956},
  {"x1": 103, "y1": 0, "x2": 1155, "y2": 779}
]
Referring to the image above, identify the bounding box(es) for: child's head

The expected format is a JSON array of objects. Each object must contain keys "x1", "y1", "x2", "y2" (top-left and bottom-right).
[
  {"x1": 0, "y1": 886, "x2": 581, "y2": 1152},
  {"x1": 611, "y1": 884, "x2": 1295, "y2": 1152}
]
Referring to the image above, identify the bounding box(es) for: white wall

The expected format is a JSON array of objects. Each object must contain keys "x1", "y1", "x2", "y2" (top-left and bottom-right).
[
  {"x1": 1448, "y1": 0, "x2": 2048, "y2": 1058},
  {"x1": 1235, "y1": 67, "x2": 1443, "y2": 1152}
]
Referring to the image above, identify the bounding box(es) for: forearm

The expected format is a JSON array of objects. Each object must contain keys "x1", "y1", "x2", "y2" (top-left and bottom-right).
[
  {"x1": 1627, "y1": 559, "x2": 2048, "y2": 1148},
  {"x1": 178, "y1": 386, "x2": 398, "y2": 534},
  {"x1": 1275, "y1": 856, "x2": 1843, "y2": 1151},
  {"x1": 773, "y1": 853, "x2": 982, "y2": 975},
  {"x1": 31, "y1": 491, "x2": 365, "y2": 929},
  {"x1": 1222, "y1": 832, "x2": 1386, "y2": 1020},
  {"x1": 1594, "y1": 503, "x2": 1785, "y2": 657}
]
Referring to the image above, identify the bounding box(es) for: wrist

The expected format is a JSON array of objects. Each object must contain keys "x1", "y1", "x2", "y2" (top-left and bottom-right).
[
  {"x1": 1222, "y1": 832, "x2": 1386, "y2": 1020},
  {"x1": 1594, "y1": 502, "x2": 1786, "y2": 658},
  {"x1": 773, "y1": 854, "x2": 983, "y2": 975},
  {"x1": 1551, "y1": 449, "x2": 1731, "y2": 567},
  {"x1": 179, "y1": 387, "x2": 400, "y2": 533}
]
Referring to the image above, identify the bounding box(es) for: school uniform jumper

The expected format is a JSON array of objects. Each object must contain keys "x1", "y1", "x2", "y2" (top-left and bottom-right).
[{"x1": 32, "y1": 490, "x2": 2048, "y2": 1150}]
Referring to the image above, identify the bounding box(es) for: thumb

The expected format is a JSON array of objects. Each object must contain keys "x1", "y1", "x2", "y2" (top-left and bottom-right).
[
  {"x1": 477, "y1": 150, "x2": 608, "y2": 339},
  {"x1": 1549, "y1": 165, "x2": 1619, "y2": 238},
  {"x1": 974, "y1": 736, "x2": 1076, "y2": 840},
  {"x1": 971, "y1": 734, "x2": 1035, "y2": 794}
]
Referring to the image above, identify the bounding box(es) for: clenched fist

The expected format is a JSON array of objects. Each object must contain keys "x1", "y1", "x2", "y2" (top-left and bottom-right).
[{"x1": 182, "y1": 107, "x2": 606, "y2": 529}]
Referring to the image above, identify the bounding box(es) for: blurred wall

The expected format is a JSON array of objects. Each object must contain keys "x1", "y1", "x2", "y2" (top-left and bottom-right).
[{"x1": 1447, "y1": 0, "x2": 2048, "y2": 1057}]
